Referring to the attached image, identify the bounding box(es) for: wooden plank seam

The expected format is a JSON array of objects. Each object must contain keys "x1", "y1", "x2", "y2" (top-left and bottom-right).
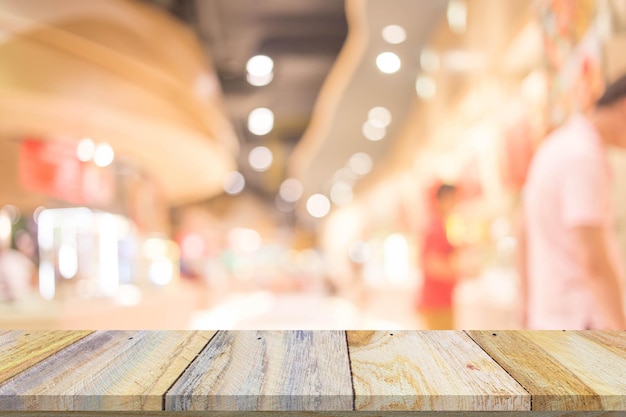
[
  {"x1": 463, "y1": 330, "x2": 534, "y2": 409},
  {"x1": 160, "y1": 330, "x2": 220, "y2": 411}
]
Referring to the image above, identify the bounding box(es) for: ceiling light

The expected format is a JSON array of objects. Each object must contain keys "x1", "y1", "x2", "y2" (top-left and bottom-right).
[
  {"x1": 362, "y1": 121, "x2": 386, "y2": 141},
  {"x1": 376, "y1": 52, "x2": 401, "y2": 74},
  {"x1": 248, "y1": 146, "x2": 273, "y2": 171},
  {"x1": 416, "y1": 75, "x2": 437, "y2": 99},
  {"x1": 306, "y1": 194, "x2": 331, "y2": 218},
  {"x1": 447, "y1": 0, "x2": 467, "y2": 34},
  {"x1": 247, "y1": 72, "x2": 274, "y2": 87},
  {"x1": 348, "y1": 152, "x2": 373, "y2": 176},
  {"x1": 368, "y1": 106, "x2": 392, "y2": 128},
  {"x1": 382, "y1": 25, "x2": 406, "y2": 44},
  {"x1": 222, "y1": 171, "x2": 245, "y2": 195},
  {"x1": 248, "y1": 107, "x2": 274, "y2": 135},
  {"x1": 330, "y1": 182, "x2": 353, "y2": 206},
  {"x1": 246, "y1": 55, "x2": 274, "y2": 77},
  {"x1": 420, "y1": 48, "x2": 440, "y2": 72},
  {"x1": 93, "y1": 143, "x2": 115, "y2": 167},
  {"x1": 279, "y1": 178, "x2": 303, "y2": 203},
  {"x1": 76, "y1": 138, "x2": 95, "y2": 162}
]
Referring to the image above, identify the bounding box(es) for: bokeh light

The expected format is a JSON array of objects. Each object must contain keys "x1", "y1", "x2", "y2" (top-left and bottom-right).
[{"x1": 248, "y1": 146, "x2": 273, "y2": 171}]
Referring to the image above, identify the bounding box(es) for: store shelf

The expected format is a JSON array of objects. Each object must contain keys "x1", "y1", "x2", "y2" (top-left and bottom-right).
[{"x1": 0, "y1": 330, "x2": 625, "y2": 414}]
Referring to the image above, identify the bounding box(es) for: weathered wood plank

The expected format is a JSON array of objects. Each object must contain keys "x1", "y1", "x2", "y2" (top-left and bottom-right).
[
  {"x1": 347, "y1": 330, "x2": 530, "y2": 411},
  {"x1": 467, "y1": 331, "x2": 626, "y2": 411},
  {"x1": 165, "y1": 330, "x2": 353, "y2": 411},
  {"x1": 575, "y1": 331, "x2": 626, "y2": 358},
  {"x1": 0, "y1": 412, "x2": 622, "y2": 417},
  {"x1": 0, "y1": 330, "x2": 216, "y2": 411},
  {"x1": 0, "y1": 330, "x2": 93, "y2": 384}
]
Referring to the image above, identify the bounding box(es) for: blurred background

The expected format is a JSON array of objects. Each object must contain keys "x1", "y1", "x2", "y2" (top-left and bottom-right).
[{"x1": 1, "y1": 0, "x2": 626, "y2": 329}]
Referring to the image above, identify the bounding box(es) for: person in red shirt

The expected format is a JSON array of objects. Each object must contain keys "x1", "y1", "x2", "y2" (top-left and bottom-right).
[{"x1": 416, "y1": 183, "x2": 458, "y2": 329}]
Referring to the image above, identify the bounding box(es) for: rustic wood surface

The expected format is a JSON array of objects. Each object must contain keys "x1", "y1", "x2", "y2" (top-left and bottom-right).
[
  {"x1": 165, "y1": 330, "x2": 353, "y2": 411},
  {"x1": 0, "y1": 330, "x2": 93, "y2": 384},
  {"x1": 0, "y1": 412, "x2": 623, "y2": 417},
  {"x1": 347, "y1": 330, "x2": 530, "y2": 411},
  {"x1": 0, "y1": 330, "x2": 624, "y2": 413},
  {"x1": 467, "y1": 331, "x2": 626, "y2": 411},
  {"x1": 0, "y1": 330, "x2": 216, "y2": 411}
]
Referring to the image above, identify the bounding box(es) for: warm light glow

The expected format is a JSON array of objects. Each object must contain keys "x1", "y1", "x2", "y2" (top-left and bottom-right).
[
  {"x1": 348, "y1": 152, "x2": 373, "y2": 176},
  {"x1": 223, "y1": 171, "x2": 245, "y2": 195},
  {"x1": 306, "y1": 194, "x2": 331, "y2": 218},
  {"x1": 33, "y1": 206, "x2": 45, "y2": 224},
  {"x1": 3, "y1": 204, "x2": 20, "y2": 224},
  {"x1": 384, "y1": 233, "x2": 409, "y2": 283},
  {"x1": 0, "y1": 210, "x2": 11, "y2": 242},
  {"x1": 247, "y1": 72, "x2": 274, "y2": 87},
  {"x1": 330, "y1": 182, "x2": 353, "y2": 206},
  {"x1": 248, "y1": 108, "x2": 274, "y2": 135},
  {"x1": 37, "y1": 210, "x2": 54, "y2": 251},
  {"x1": 93, "y1": 143, "x2": 115, "y2": 167},
  {"x1": 39, "y1": 261, "x2": 55, "y2": 300},
  {"x1": 228, "y1": 228, "x2": 262, "y2": 253},
  {"x1": 362, "y1": 120, "x2": 386, "y2": 141},
  {"x1": 114, "y1": 284, "x2": 143, "y2": 306},
  {"x1": 143, "y1": 238, "x2": 169, "y2": 259},
  {"x1": 149, "y1": 259, "x2": 174, "y2": 286},
  {"x1": 382, "y1": 24, "x2": 406, "y2": 44},
  {"x1": 58, "y1": 244, "x2": 78, "y2": 279},
  {"x1": 368, "y1": 106, "x2": 392, "y2": 128},
  {"x1": 376, "y1": 52, "x2": 401, "y2": 74},
  {"x1": 416, "y1": 75, "x2": 437, "y2": 99},
  {"x1": 442, "y1": 50, "x2": 485, "y2": 72},
  {"x1": 246, "y1": 55, "x2": 274, "y2": 77},
  {"x1": 279, "y1": 178, "x2": 303, "y2": 202},
  {"x1": 99, "y1": 213, "x2": 119, "y2": 296},
  {"x1": 248, "y1": 146, "x2": 273, "y2": 171},
  {"x1": 420, "y1": 48, "x2": 440, "y2": 72},
  {"x1": 76, "y1": 138, "x2": 95, "y2": 162},
  {"x1": 447, "y1": 0, "x2": 467, "y2": 34}
]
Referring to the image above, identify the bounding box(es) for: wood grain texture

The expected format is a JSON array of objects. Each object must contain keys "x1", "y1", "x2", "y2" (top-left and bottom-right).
[
  {"x1": 0, "y1": 330, "x2": 216, "y2": 411},
  {"x1": 0, "y1": 412, "x2": 622, "y2": 417},
  {"x1": 347, "y1": 330, "x2": 530, "y2": 411},
  {"x1": 165, "y1": 330, "x2": 353, "y2": 411},
  {"x1": 0, "y1": 331, "x2": 93, "y2": 384},
  {"x1": 467, "y1": 331, "x2": 626, "y2": 411}
]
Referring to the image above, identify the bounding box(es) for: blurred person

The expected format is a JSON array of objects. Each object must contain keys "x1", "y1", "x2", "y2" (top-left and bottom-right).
[
  {"x1": 416, "y1": 183, "x2": 459, "y2": 329},
  {"x1": 519, "y1": 73, "x2": 626, "y2": 330}
]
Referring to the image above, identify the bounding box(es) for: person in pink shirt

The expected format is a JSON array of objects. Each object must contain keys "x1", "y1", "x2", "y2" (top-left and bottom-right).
[{"x1": 519, "y1": 73, "x2": 626, "y2": 330}]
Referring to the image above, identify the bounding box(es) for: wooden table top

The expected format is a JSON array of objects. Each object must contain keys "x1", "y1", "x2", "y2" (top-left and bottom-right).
[{"x1": 0, "y1": 330, "x2": 625, "y2": 414}]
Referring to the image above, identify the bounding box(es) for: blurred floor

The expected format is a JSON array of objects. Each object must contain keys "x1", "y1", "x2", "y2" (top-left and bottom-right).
[{"x1": 188, "y1": 266, "x2": 521, "y2": 330}]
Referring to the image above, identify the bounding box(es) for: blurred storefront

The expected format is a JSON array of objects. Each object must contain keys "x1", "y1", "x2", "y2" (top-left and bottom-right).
[
  {"x1": 0, "y1": 0, "x2": 237, "y2": 328},
  {"x1": 2, "y1": 0, "x2": 626, "y2": 330},
  {"x1": 319, "y1": 0, "x2": 626, "y2": 329}
]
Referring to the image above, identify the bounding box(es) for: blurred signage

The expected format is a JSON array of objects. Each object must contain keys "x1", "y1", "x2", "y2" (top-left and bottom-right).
[{"x1": 19, "y1": 138, "x2": 115, "y2": 206}]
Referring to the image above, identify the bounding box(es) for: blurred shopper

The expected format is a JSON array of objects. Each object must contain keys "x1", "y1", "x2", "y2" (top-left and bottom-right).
[
  {"x1": 416, "y1": 183, "x2": 459, "y2": 329},
  {"x1": 520, "y1": 73, "x2": 626, "y2": 330}
]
